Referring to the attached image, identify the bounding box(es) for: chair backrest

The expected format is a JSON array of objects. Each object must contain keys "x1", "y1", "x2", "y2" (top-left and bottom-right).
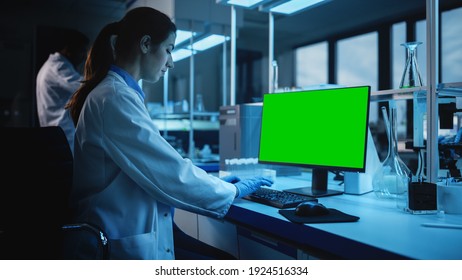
[
  {"x1": 0, "y1": 126, "x2": 110, "y2": 259},
  {"x1": 0, "y1": 126, "x2": 73, "y2": 259}
]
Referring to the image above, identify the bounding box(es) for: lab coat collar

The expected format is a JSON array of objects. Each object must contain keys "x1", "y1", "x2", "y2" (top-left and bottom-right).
[{"x1": 109, "y1": 64, "x2": 145, "y2": 101}]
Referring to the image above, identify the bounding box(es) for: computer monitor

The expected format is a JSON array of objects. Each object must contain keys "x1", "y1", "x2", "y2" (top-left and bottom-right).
[{"x1": 258, "y1": 85, "x2": 371, "y2": 197}]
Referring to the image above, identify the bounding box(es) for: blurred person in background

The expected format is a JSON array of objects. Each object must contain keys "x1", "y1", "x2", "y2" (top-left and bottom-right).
[{"x1": 36, "y1": 28, "x2": 89, "y2": 151}]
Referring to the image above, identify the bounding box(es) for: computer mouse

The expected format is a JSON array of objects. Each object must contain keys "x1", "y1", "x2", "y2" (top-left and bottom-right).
[{"x1": 295, "y1": 201, "x2": 330, "y2": 217}]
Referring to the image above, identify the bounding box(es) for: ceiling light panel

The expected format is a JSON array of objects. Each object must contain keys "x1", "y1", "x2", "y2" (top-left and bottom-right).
[{"x1": 188, "y1": 34, "x2": 229, "y2": 51}]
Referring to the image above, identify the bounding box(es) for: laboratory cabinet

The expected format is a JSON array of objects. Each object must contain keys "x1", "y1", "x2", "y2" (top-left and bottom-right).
[{"x1": 174, "y1": 208, "x2": 315, "y2": 260}]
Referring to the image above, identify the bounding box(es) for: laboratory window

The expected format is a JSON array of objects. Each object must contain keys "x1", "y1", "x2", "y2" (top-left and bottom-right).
[
  {"x1": 295, "y1": 41, "x2": 328, "y2": 87},
  {"x1": 416, "y1": 19, "x2": 427, "y2": 85},
  {"x1": 336, "y1": 32, "x2": 378, "y2": 92},
  {"x1": 392, "y1": 22, "x2": 407, "y2": 89},
  {"x1": 442, "y1": 7, "x2": 462, "y2": 84},
  {"x1": 336, "y1": 32, "x2": 379, "y2": 126}
]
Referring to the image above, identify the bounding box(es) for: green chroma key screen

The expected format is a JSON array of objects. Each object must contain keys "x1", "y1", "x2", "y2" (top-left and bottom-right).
[{"x1": 258, "y1": 85, "x2": 370, "y2": 172}]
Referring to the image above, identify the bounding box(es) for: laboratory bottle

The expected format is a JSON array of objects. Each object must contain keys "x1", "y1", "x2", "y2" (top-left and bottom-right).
[
  {"x1": 272, "y1": 60, "x2": 278, "y2": 93},
  {"x1": 196, "y1": 94, "x2": 204, "y2": 112},
  {"x1": 372, "y1": 101, "x2": 412, "y2": 201}
]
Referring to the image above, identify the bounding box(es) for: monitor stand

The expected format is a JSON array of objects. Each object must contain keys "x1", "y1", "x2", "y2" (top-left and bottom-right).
[{"x1": 284, "y1": 169, "x2": 343, "y2": 198}]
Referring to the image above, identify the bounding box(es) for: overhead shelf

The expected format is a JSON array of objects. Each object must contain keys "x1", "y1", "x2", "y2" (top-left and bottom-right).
[
  {"x1": 371, "y1": 86, "x2": 427, "y2": 102},
  {"x1": 370, "y1": 82, "x2": 462, "y2": 102},
  {"x1": 438, "y1": 82, "x2": 462, "y2": 97}
]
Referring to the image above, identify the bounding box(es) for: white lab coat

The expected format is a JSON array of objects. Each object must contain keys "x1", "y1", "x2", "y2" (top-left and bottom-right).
[
  {"x1": 36, "y1": 52, "x2": 81, "y2": 150},
  {"x1": 71, "y1": 70, "x2": 236, "y2": 260}
]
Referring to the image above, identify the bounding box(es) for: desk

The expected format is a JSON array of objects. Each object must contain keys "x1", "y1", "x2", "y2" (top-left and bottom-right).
[{"x1": 174, "y1": 173, "x2": 462, "y2": 260}]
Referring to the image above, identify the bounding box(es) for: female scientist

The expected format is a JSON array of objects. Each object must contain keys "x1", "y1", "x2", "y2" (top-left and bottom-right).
[{"x1": 65, "y1": 7, "x2": 273, "y2": 259}]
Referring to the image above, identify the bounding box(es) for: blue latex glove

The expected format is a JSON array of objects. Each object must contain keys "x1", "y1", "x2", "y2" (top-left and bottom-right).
[
  {"x1": 221, "y1": 175, "x2": 241, "y2": 184},
  {"x1": 234, "y1": 176, "x2": 274, "y2": 198}
]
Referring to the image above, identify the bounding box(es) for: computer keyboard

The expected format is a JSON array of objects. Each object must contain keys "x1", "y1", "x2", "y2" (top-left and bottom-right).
[{"x1": 243, "y1": 188, "x2": 318, "y2": 209}]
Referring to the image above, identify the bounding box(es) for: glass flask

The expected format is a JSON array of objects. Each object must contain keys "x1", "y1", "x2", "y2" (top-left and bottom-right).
[
  {"x1": 399, "y1": 41, "x2": 423, "y2": 88},
  {"x1": 372, "y1": 101, "x2": 412, "y2": 200}
]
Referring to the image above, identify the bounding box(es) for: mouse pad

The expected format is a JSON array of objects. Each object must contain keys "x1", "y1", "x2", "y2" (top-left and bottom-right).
[{"x1": 278, "y1": 208, "x2": 360, "y2": 224}]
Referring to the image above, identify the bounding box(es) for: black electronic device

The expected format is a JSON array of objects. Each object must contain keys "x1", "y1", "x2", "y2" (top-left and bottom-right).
[
  {"x1": 258, "y1": 85, "x2": 371, "y2": 197},
  {"x1": 294, "y1": 201, "x2": 330, "y2": 217},
  {"x1": 243, "y1": 187, "x2": 318, "y2": 209},
  {"x1": 408, "y1": 182, "x2": 437, "y2": 211}
]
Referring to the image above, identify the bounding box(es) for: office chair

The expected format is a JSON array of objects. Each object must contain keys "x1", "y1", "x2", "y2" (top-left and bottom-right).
[
  {"x1": 61, "y1": 223, "x2": 109, "y2": 259},
  {"x1": 0, "y1": 126, "x2": 109, "y2": 259}
]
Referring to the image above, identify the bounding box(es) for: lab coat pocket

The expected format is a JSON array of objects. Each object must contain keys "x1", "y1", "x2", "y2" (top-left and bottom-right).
[{"x1": 110, "y1": 231, "x2": 156, "y2": 260}]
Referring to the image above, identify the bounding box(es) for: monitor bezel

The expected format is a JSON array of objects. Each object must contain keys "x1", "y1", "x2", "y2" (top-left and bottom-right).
[{"x1": 257, "y1": 85, "x2": 371, "y2": 174}]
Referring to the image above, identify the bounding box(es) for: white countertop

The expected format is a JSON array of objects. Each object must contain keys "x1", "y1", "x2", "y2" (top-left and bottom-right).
[{"x1": 228, "y1": 173, "x2": 462, "y2": 259}]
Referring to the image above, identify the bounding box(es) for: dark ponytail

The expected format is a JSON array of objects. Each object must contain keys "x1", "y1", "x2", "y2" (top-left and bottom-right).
[
  {"x1": 66, "y1": 22, "x2": 118, "y2": 125},
  {"x1": 66, "y1": 7, "x2": 176, "y2": 125}
]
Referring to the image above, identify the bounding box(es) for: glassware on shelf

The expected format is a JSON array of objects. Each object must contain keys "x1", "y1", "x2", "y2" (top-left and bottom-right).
[
  {"x1": 195, "y1": 94, "x2": 204, "y2": 112},
  {"x1": 372, "y1": 101, "x2": 412, "y2": 201},
  {"x1": 399, "y1": 41, "x2": 423, "y2": 88},
  {"x1": 272, "y1": 60, "x2": 278, "y2": 93}
]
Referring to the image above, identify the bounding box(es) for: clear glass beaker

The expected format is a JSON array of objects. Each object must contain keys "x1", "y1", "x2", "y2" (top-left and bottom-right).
[
  {"x1": 372, "y1": 101, "x2": 412, "y2": 200},
  {"x1": 399, "y1": 41, "x2": 423, "y2": 88}
]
